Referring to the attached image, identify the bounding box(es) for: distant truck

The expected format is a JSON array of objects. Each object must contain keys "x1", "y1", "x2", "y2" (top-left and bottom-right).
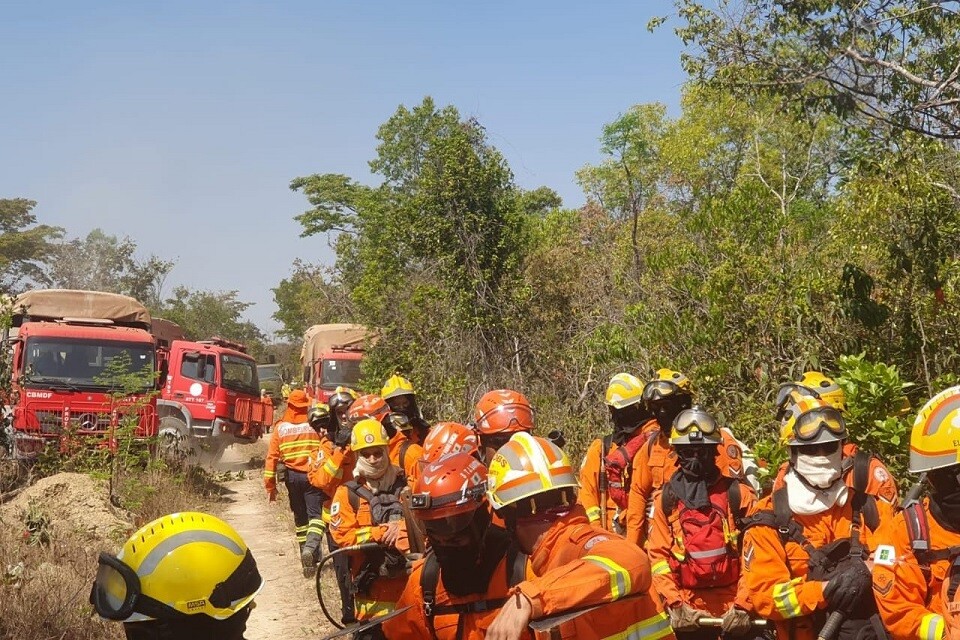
[
  {"x1": 153, "y1": 319, "x2": 272, "y2": 459},
  {"x1": 3, "y1": 289, "x2": 159, "y2": 459},
  {"x1": 300, "y1": 324, "x2": 375, "y2": 403}
]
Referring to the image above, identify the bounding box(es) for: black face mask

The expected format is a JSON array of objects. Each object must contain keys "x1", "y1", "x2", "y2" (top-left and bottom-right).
[
  {"x1": 929, "y1": 466, "x2": 960, "y2": 531},
  {"x1": 432, "y1": 508, "x2": 494, "y2": 596},
  {"x1": 676, "y1": 447, "x2": 718, "y2": 480},
  {"x1": 652, "y1": 396, "x2": 692, "y2": 433},
  {"x1": 609, "y1": 404, "x2": 652, "y2": 442}
]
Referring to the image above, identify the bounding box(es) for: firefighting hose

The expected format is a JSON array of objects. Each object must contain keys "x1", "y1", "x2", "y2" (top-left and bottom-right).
[{"x1": 315, "y1": 542, "x2": 381, "y2": 629}]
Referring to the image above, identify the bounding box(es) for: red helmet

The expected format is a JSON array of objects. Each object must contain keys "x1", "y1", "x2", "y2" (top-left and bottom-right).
[
  {"x1": 412, "y1": 452, "x2": 487, "y2": 525},
  {"x1": 474, "y1": 389, "x2": 534, "y2": 436},
  {"x1": 422, "y1": 422, "x2": 480, "y2": 465},
  {"x1": 347, "y1": 394, "x2": 390, "y2": 424}
]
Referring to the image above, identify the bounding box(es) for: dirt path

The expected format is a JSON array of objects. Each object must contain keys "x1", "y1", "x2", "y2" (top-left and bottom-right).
[{"x1": 216, "y1": 443, "x2": 337, "y2": 640}]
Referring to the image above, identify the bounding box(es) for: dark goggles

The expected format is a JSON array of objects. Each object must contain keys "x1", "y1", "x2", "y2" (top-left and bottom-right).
[
  {"x1": 791, "y1": 408, "x2": 846, "y2": 442},
  {"x1": 642, "y1": 380, "x2": 683, "y2": 402},
  {"x1": 422, "y1": 511, "x2": 478, "y2": 537},
  {"x1": 672, "y1": 409, "x2": 719, "y2": 436},
  {"x1": 388, "y1": 413, "x2": 412, "y2": 431}
]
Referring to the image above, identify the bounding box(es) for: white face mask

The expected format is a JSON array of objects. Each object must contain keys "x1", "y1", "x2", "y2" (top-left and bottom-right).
[{"x1": 794, "y1": 447, "x2": 843, "y2": 489}]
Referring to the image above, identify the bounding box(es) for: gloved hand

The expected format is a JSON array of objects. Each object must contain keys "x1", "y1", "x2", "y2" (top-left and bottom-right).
[
  {"x1": 334, "y1": 426, "x2": 351, "y2": 448},
  {"x1": 823, "y1": 559, "x2": 872, "y2": 613},
  {"x1": 268, "y1": 488, "x2": 277, "y2": 502},
  {"x1": 720, "y1": 605, "x2": 753, "y2": 636},
  {"x1": 668, "y1": 604, "x2": 708, "y2": 632},
  {"x1": 404, "y1": 552, "x2": 424, "y2": 574}
]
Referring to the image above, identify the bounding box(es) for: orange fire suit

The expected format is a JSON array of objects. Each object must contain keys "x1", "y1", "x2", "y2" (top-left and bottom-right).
[
  {"x1": 329, "y1": 469, "x2": 410, "y2": 622},
  {"x1": 627, "y1": 429, "x2": 746, "y2": 545},
  {"x1": 648, "y1": 478, "x2": 756, "y2": 615},
  {"x1": 872, "y1": 499, "x2": 960, "y2": 640},
  {"x1": 735, "y1": 492, "x2": 893, "y2": 640},
  {"x1": 382, "y1": 529, "x2": 533, "y2": 640},
  {"x1": 388, "y1": 431, "x2": 423, "y2": 486},
  {"x1": 513, "y1": 506, "x2": 674, "y2": 640},
  {"x1": 308, "y1": 444, "x2": 356, "y2": 498},
  {"x1": 264, "y1": 420, "x2": 326, "y2": 546},
  {"x1": 578, "y1": 420, "x2": 659, "y2": 533},
  {"x1": 771, "y1": 443, "x2": 899, "y2": 505}
]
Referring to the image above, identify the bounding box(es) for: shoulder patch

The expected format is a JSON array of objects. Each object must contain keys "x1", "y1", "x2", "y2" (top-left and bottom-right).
[
  {"x1": 330, "y1": 501, "x2": 341, "y2": 516},
  {"x1": 873, "y1": 544, "x2": 897, "y2": 567},
  {"x1": 874, "y1": 467, "x2": 890, "y2": 484},
  {"x1": 583, "y1": 534, "x2": 610, "y2": 551},
  {"x1": 873, "y1": 571, "x2": 893, "y2": 596},
  {"x1": 727, "y1": 444, "x2": 741, "y2": 459}
]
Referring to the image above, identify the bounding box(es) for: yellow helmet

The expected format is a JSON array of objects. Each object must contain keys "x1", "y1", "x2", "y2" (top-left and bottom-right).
[
  {"x1": 328, "y1": 386, "x2": 360, "y2": 411},
  {"x1": 486, "y1": 432, "x2": 579, "y2": 510},
  {"x1": 780, "y1": 397, "x2": 847, "y2": 446},
  {"x1": 670, "y1": 406, "x2": 722, "y2": 445},
  {"x1": 643, "y1": 368, "x2": 693, "y2": 402},
  {"x1": 910, "y1": 386, "x2": 960, "y2": 473},
  {"x1": 90, "y1": 512, "x2": 262, "y2": 622},
  {"x1": 308, "y1": 403, "x2": 330, "y2": 424},
  {"x1": 381, "y1": 374, "x2": 416, "y2": 400},
  {"x1": 605, "y1": 373, "x2": 644, "y2": 409},
  {"x1": 350, "y1": 418, "x2": 390, "y2": 451},
  {"x1": 776, "y1": 371, "x2": 846, "y2": 415}
]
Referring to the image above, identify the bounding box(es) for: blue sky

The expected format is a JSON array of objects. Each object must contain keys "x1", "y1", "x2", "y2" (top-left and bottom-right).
[{"x1": 1, "y1": 1, "x2": 687, "y2": 336}]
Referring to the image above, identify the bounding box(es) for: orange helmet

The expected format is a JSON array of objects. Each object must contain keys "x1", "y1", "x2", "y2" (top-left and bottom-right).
[
  {"x1": 422, "y1": 422, "x2": 480, "y2": 465},
  {"x1": 412, "y1": 453, "x2": 488, "y2": 525},
  {"x1": 347, "y1": 394, "x2": 390, "y2": 425},
  {"x1": 474, "y1": 389, "x2": 534, "y2": 436}
]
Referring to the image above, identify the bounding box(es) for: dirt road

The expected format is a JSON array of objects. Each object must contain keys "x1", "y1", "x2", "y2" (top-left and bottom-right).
[{"x1": 217, "y1": 443, "x2": 337, "y2": 640}]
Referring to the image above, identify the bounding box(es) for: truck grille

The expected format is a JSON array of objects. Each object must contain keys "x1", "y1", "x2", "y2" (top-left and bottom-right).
[{"x1": 30, "y1": 407, "x2": 154, "y2": 434}]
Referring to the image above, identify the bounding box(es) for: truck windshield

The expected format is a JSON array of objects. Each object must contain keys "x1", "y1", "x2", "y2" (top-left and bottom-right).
[
  {"x1": 221, "y1": 354, "x2": 259, "y2": 396},
  {"x1": 23, "y1": 337, "x2": 155, "y2": 393},
  {"x1": 321, "y1": 359, "x2": 362, "y2": 389}
]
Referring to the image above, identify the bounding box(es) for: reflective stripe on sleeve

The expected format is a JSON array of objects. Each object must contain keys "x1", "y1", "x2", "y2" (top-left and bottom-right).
[
  {"x1": 263, "y1": 470, "x2": 275, "y2": 479},
  {"x1": 355, "y1": 597, "x2": 396, "y2": 620},
  {"x1": 356, "y1": 527, "x2": 373, "y2": 543},
  {"x1": 586, "y1": 505, "x2": 602, "y2": 522},
  {"x1": 583, "y1": 554, "x2": 632, "y2": 600},
  {"x1": 772, "y1": 578, "x2": 803, "y2": 618},
  {"x1": 602, "y1": 611, "x2": 672, "y2": 640},
  {"x1": 651, "y1": 560, "x2": 671, "y2": 576},
  {"x1": 919, "y1": 614, "x2": 945, "y2": 640},
  {"x1": 322, "y1": 459, "x2": 343, "y2": 479}
]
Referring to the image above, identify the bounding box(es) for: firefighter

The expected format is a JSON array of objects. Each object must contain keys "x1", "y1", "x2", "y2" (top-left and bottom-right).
[
  {"x1": 381, "y1": 373, "x2": 431, "y2": 444},
  {"x1": 329, "y1": 418, "x2": 411, "y2": 638},
  {"x1": 90, "y1": 512, "x2": 263, "y2": 640},
  {"x1": 485, "y1": 432, "x2": 672, "y2": 640},
  {"x1": 648, "y1": 407, "x2": 757, "y2": 640},
  {"x1": 474, "y1": 388, "x2": 536, "y2": 464},
  {"x1": 773, "y1": 372, "x2": 899, "y2": 504},
  {"x1": 872, "y1": 386, "x2": 960, "y2": 640},
  {"x1": 627, "y1": 369, "x2": 750, "y2": 545},
  {"x1": 382, "y1": 451, "x2": 532, "y2": 640},
  {"x1": 735, "y1": 398, "x2": 893, "y2": 640},
  {"x1": 578, "y1": 372, "x2": 657, "y2": 534},
  {"x1": 308, "y1": 385, "x2": 359, "y2": 625},
  {"x1": 263, "y1": 389, "x2": 327, "y2": 577},
  {"x1": 348, "y1": 393, "x2": 423, "y2": 483}
]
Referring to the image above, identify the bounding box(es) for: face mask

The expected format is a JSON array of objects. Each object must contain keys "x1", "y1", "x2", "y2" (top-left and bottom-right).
[
  {"x1": 793, "y1": 448, "x2": 843, "y2": 489},
  {"x1": 355, "y1": 449, "x2": 389, "y2": 480},
  {"x1": 676, "y1": 447, "x2": 718, "y2": 479}
]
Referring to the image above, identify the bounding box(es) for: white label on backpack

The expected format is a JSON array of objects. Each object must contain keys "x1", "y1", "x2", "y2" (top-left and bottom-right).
[{"x1": 873, "y1": 544, "x2": 896, "y2": 566}]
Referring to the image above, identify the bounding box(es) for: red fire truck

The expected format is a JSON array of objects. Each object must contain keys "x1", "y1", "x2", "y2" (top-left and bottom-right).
[
  {"x1": 153, "y1": 319, "x2": 272, "y2": 460},
  {"x1": 4, "y1": 289, "x2": 159, "y2": 459}
]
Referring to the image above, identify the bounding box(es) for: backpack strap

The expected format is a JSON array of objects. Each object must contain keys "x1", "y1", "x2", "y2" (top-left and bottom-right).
[
  {"x1": 506, "y1": 542, "x2": 529, "y2": 587},
  {"x1": 399, "y1": 440, "x2": 413, "y2": 472},
  {"x1": 741, "y1": 488, "x2": 819, "y2": 561},
  {"x1": 344, "y1": 480, "x2": 364, "y2": 513},
  {"x1": 420, "y1": 552, "x2": 442, "y2": 640},
  {"x1": 849, "y1": 451, "x2": 880, "y2": 557},
  {"x1": 728, "y1": 478, "x2": 744, "y2": 529},
  {"x1": 602, "y1": 433, "x2": 614, "y2": 456},
  {"x1": 904, "y1": 502, "x2": 960, "y2": 565}
]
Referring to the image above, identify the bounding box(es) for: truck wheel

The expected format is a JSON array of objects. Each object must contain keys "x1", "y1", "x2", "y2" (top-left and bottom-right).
[{"x1": 158, "y1": 416, "x2": 190, "y2": 465}]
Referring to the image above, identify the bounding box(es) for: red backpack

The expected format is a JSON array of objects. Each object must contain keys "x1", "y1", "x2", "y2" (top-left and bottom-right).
[{"x1": 662, "y1": 479, "x2": 743, "y2": 589}]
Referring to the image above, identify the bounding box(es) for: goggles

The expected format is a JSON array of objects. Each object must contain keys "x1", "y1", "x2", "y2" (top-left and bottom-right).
[
  {"x1": 422, "y1": 511, "x2": 478, "y2": 537},
  {"x1": 672, "y1": 409, "x2": 719, "y2": 436},
  {"x1": 642, "y1": 380, "x2": 684, "y2": 402},
  {"x1": 476, "y1": 403, "x2": 534, "y2": 433},
  {"x1": 388, "y1": 413, "x2": 412, "y2": 431},
  {"x1": 775, "y1": 383, "x2": 819, "y2": 417},
  {"x1": 90, "y1": 549, "x2": 261, "y2": 621},
  {"x1": 789, "y1": 408, "x2": 846, "y2": 443}
]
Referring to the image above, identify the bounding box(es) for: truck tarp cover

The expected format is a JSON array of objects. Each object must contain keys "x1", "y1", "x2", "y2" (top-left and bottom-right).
[
  {"x1": 301, "y1": 324, "x2": 376, "y2": 365},
  {"x1": 13, "y1": 289, "x2": 152, "y2": 330},
  {"x1": 151, "y1": 317, "x2": 186, "y2": 345}
]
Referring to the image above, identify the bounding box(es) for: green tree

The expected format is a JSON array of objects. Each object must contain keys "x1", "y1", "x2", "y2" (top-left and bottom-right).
[
  {"x1": 0, "y1": 198, "x2": 63, "y2": 293},
  {"x1": 161, "y1": 287, "x2": 265, "y2": 350},
  {"x1": 272, "y1": 260, "x2": 352, "y2": 341},
  {"x1": 44, "y1": 229, "x2": 174, "y2": 308}
]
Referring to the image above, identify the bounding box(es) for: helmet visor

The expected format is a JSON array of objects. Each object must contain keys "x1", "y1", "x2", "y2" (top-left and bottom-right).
[
  {"x1": 793, "y1": 408, "x2": 846, "y2": 442},
  {"x1": 673, "y1": 410, "x2": 719, "y2": 436},
  {"x1": 476, "y1": 403, "x2": 534, "y2": 434},
  {"x1": 642, "y1": 380, "x2": 682, "y2": 402},
  {"x1": 422, "y1": 511, "x2": 477, "y2": 537}
]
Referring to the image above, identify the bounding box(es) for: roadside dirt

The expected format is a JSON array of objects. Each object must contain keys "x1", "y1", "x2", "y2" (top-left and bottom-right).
[{"x1": 216, "y1": 442, "x2": 337, "y2": 640}]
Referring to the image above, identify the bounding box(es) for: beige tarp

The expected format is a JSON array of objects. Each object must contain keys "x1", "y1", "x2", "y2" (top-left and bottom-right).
[
  {"x1": 13, "y1": 289, "x2": 152, "y2": 330},
  {"x1": 151, "y1": 318, "x2": 186, "y2": 345},
  {"x1": 300, "y1": 323, "x2": 376, "y2": 366}
]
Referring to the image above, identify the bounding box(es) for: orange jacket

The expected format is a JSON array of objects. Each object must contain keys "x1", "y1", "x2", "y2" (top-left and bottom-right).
[
  {"x1": 329, "y1": 471, "x2": 410, "y2": 621},
  {"x1": 513, "y1": 506, "x2": 673, "y2": 640},
  {"x1": 735, "y1": 492, "x2": 892, "y2": 640},
  {"x1": 388, "y1": 431, "x2": 423, "y2": 486},
  {"x1": 577, "y1": 436, "x2": 624, "y2": 531},
  {"x1": 872, "y1": 499, "x2": 959, "y2": 640},
  {"x1": 307, "y1": 444, "x2": 356, "y2": 498},
  {"x1": 648, "y1": 478, "x2": 757, "y2": 614},
  {"x1": 626, "y1": 430, "x2": 746, "y2": 545},
  {"x1": 382, "y1": 533, "x2": 533, "y2": 640},
  {"x1": 771, "y1": 443, "x2": 899, "y2": 505},
  {"x1": 263, "y1": 420, "x2": 323, "y2": 492}
]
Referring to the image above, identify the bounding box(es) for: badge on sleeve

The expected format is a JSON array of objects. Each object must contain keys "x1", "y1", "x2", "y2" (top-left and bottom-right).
[{"x1": 873, "y1": 544, "x2": 897, "y2": 567}]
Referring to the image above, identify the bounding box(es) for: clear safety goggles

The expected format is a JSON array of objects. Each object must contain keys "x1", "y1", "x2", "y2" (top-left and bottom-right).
[
  {"x1": 475, "y1": 402, "x2": 534, "y2": 433},
  {"x1": 791, "y1": 408, "x2": 846, "y2": 442},
  {"x1": 672, "y1": 409, "x2": 719, "y2": 436},
  {"x1": 388, "y1": 413, "x2": 412, "y2": 431},
  {"x1": 642, "y1": 380, "x2": 683, "y2": 402},
  {"x1": 775, "y1": 383, "x2": 821, "y2": 418}
]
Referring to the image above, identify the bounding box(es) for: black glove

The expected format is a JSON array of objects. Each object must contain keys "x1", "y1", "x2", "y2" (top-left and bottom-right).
[
  {"x1": 334, "y1": 426, "x2": 351, "y2": 448},
  {"x1": 823, "y1": 559, "x2": 872, "y2": 613}
]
